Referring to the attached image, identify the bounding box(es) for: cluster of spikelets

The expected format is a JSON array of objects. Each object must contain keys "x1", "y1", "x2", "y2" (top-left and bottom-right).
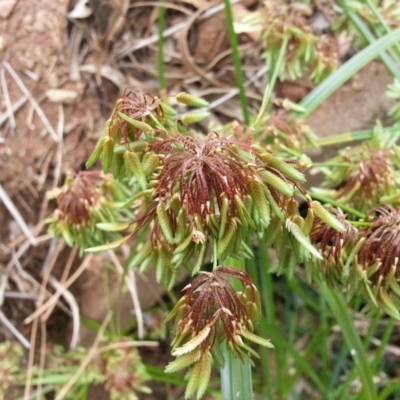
[
  {"x1": 309, "y1": 204, "x2": 400, "y2": 320},
  {"x1": 0, "y1": 339, "x2": 150, "y2": 399},
  {"x1": 0, "y1": 342, "x2": 23, "y2": 398},
  {"x1": 306, "y1": 126, "x2": 400, "y2": 319},
  {"x1": 76, "y1": 88, "x2": 343, "y2": 288},
  {"x1": 165, "y1": 266, "x2": 273, "y2": 400},
  {"x1": 244, "y1": 1, "x2": 338, "y2": 82},
  {"x1": 46, "y1": 170, "x2": 130, "y2": 251},
  {"x1": 44, "y1": 338, "x2": 150, "y2": 400},
  {"x1": 47, "y1": 88, "x2": 346, "y2": 399},
  {"x1": 311, "y1": 124, "x2": 400, "y2": 214}
]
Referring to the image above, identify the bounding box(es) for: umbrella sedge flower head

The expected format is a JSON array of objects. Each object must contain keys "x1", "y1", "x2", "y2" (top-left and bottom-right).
[
  {"x1": 357, "y1": 205, "x2": 400, "y2": 319},
  {"x1": 109, "y1": 87, "x2": 164, "y2": 141},
  {"x1": 358, "y1": 205, "x2": 400, "y2": 276},
  {"x1": 47, "y1": 171, "x2": 126, "y2": 250},
  {"x1": 310, "y1": 207, "x2": 357, "y2": 264},
  {"x1": 165, "y1": 266, "x2": 272, "y2": 400},
  {"x1": 128, "y1": 130, "x2": 326, "y2": 286},
  {"x1": 307, "y1": 207, "x2": 357, "y2": 286},
  {"x1": 337, "y1": 147, "x2": 394, "y2": 209},
  {"x1": 317, "y1": 135, "x2": 397, "y2": 213},
  {"x1": 103, "y1": 338, "x2": 151, "y2": 400}
]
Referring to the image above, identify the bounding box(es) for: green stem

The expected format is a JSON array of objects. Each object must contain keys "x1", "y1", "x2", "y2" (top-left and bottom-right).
[
  {"x1": 157, "y1": 0, "x2": 167, "y2": 90},
  {"x1": 220, "y1": 257, "x2": 253, "y2": 400},
  {"x1": 258, "y1": 246, "x2": 287, "y2": 398},
  {"x1": 321, "y1": 283, "x2": 378, "y2": 400},
  {"x1": 223, "y1": 0, "x2": 250, "y2": 125},
  {"x1": 253, "y1": 35, "x2": 290, "y2": 130},
  {"x1": 316, "y1": 129, "x2": 374, "y2": 147}
]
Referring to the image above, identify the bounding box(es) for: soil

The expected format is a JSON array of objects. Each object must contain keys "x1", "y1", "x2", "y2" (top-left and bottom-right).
[{"x1": 0, "y1": 1, "x2": 396, "y2": 399}]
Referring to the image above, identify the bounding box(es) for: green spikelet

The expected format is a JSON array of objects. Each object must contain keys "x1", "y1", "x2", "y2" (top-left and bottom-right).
[
  {"x1": 230, "y1": 143, "x2": 254, "y2": 163},
  {"x1": 142, "y1": 152, "x2": 160, "y2": 177},
  {"x1": 114, "y1": 140, "x2": 148, "y2": 154},
  {"x1": 250, "y1": 179, "x2": 270, "y2": 227},
  {"x1": 139, "y1": 251, "x2": 157, "y2": 273},
  {"x1": 160, "y1": 102, "x2": 178, "y2": 116},
  {"x1": 257, "y1": 152, "x2": 306, "y2": 182},
  {"x1": 235, "y1": 194, "x2": 256, "y2": 231},
  {"x1": 174, "y1": 231, "x2": 194, "y2": 254},
  {"x1": 156, "y1": 245, "x2": 172, "y2": 284},
  {"x1": 176, "y1": 209, "x2": 189, "y2": 242},
  {"x1": 218, "y1": 218, "x2": 237, "y2": 258},
  {"x1": 185, "y1": 351, "x2": 213, "y2": 400},
  {"x1": 192, "y1": 241, "x2": 208, "y2": 275},
  {"x1": 112, "y1": 152, "x2": 124, "y2": 179},
  {"x1": 176, "y1": 92, "x2": 210, "y2": 108},
  {"x1": 241, "y1": 329, "x2": 274, "y2": 348},
  {"x1": 311, "y1": 201, "x2": 346, "y2": 232},
  {"x1": 126, "y1": 241, "x2": 153, "y2": 269},
  {"x1": 207, "y1": 214, "x2": 219, "y2": 238},
  {"x1": 377, "y1": 288, "x2": 400, "y2": 319},
  {"x1": 264, "y1": 186, "x2": 284, "y2": 220},
  {"x1": 180, "y1": 112, "x2": 210, "y2": 125},
  {"x1": 286, "y1": 219, "x2": 322, "y2": 260},
  {"x1": 302, "y1": 208, "x2": 314, "y2": 236},
  {"x1": 259, "y1": 170, "x2": 293, "y2": 196},
  {"x1": 101, "y1": 136, "x2": 115, "y2": 173},
  {"x1": 86, "y1": 136, "x2": 106, "y2": 168},
  {"x1": 117, "y1": 112, "x2": 154, "y2": 132},
  {"x1": 165, "y1": 349, "x2": 202, "y2": 373},
  {"x1": 218, "y1": 196, "x2": 230, "y2": 239},
  {"x1": 123, "y1": 150, "x2": 147, "y2": 190},
  {"x1": 156, "y1": 201, "x2": 174, "y2": 243}
]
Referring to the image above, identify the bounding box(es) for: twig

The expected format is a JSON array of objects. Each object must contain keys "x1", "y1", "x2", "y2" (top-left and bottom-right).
[
  {"x1": 47, "y1": 276, "x2": 80, "y2": 349},
  {"x1": 108, "y1": 250, "x2": 144, "y2": 339},
  {"x1": 206, "y1": 66, "x2": 268, "y2": 112},
  {"x1": 0, "y1": 310, "x2": 31, "y2": 349},
  {"x1": 53, "y1": 103, "x2": 64, "y2": 187},
  {"x1": 24, "y1": 240, "x2": 62, "y2": 400},
  {"x1": 0, "y1": 95, "x2": 28, "y2": 127},
  {"x1": 128, "y1": 269, "x2": 144, "y2": 339},
  {"x1": 98, "y1": 340, "x2": 159, "y2": 353},
  {"x1": 114, "y1": 1, "x2": 238, "y2": 59},
  {"x1": 0, "y1": 65, "x2": 16, "y2": 131},
  {"x1": 0, "y1": 183, "x2": 37, "y2": 246},
  {"x1": 54, "y1": 313, "x2": 112, "y2": 400},
  {"x1": 2, "y1": 61, "x2": 59, "y2": 142},
  {"x1": 24, "y1": 255, "x2": 93, "y2": 324}
]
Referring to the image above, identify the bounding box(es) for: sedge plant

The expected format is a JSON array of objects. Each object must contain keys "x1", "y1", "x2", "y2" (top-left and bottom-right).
[
  {"x1": 44, "y1": 2, "x2": 400, "y2": 400},
  {"x1": 47, "y1": 86, "x2": 349, "y2": 399}
]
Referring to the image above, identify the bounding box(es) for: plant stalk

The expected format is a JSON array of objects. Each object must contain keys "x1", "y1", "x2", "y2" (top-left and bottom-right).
[{"x1": 220, "y1": 257, "x2": 253, "y2": 400}]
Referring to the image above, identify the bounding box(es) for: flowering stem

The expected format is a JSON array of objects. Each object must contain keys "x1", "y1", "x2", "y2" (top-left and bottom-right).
[
  {"x1": 157, "y1": 0, "x2": 167, "y2": 90},
  {"x1": 253, "y1": 34, "x2": 290, "y2": 130},
  {"x1": 223, "y1": 0, "x2": 249, "y2": 125},
  {"x1": 321, "y1": 283, "x2": 378, "y2": 400},
  {"x1": 213, "y1": 238, "x2": 219, "y2": 271},
  {"x1": 220, "y1": 257, "x2": 253, "y2": 400}
]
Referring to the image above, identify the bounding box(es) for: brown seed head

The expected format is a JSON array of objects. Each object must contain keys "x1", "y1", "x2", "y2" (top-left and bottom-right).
[
  {"x1": 358, "y1": 205, "x2": 400, "y2": 276},
  {"x1": 310, "y1": 207, "x2": 357, "y2": 263},
  {"x1": 57, "y1": 171, "x2": 105, "y2": 225}
]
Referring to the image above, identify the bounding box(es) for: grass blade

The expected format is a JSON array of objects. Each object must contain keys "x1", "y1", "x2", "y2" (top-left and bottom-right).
[{"x1": 298, "y1": 28, "x2": 400, "y2": 117}]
